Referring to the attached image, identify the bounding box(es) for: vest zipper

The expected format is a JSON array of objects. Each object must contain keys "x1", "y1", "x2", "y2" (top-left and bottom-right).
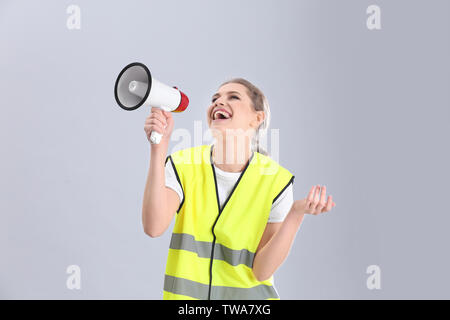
[
  {"x1": 208, "y1": 209, "x2": 221, "y2": 300},
  {"x1": 207, "y1": 144, "x2": 254, "y2": 300}
]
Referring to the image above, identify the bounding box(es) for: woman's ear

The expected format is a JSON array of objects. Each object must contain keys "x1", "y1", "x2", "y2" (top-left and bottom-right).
[{"x1": 251, "y1": 111, "x2": 265, "y2": 129}]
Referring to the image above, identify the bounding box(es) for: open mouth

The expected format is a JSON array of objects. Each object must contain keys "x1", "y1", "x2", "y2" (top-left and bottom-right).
[{"x1": 212, "y1": 109, "x2": 232, "y2": 122}]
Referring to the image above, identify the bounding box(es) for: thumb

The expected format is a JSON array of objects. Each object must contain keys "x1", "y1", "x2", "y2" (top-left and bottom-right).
[
  {"x1": 163, "y1": 110, "x2": 172, "y2": 121},
  {"x1": 164, "y1": 110, "x2": 174, "y2": 128}
]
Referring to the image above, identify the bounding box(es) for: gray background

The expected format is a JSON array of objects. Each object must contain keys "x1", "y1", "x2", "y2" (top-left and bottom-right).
[{"x1": 1, "y1": 0, "x2": 449, "y2": 299}]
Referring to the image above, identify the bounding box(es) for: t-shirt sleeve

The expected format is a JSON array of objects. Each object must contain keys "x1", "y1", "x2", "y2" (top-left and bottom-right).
[
  {"x1": 268, "y1": 183, "x2": 294, "y2": 223},
  {"x1": 165, "y1": 158, "x2": 184, "y2": 204}
]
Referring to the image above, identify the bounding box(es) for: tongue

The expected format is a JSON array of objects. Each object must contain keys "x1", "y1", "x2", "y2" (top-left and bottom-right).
[{"x1": 216, "y1": 114, "x2": 229, "y2": 120}]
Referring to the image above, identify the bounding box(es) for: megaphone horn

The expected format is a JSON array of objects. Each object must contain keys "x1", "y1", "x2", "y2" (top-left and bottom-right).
[{"x1": 114, "y1": 62, "x2": 189, "y2": 144}]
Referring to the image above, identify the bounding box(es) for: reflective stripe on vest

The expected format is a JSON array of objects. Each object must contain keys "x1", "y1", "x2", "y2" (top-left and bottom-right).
[
  {"x1": 163, "y1": 144, "x2": 294, "y2": 300},
  {"x1": 170, "y1": 232, "x2": 255, "y2": 269},
  {"x1": 164, "y1": 275, "x2": 280, "y2": 300}
]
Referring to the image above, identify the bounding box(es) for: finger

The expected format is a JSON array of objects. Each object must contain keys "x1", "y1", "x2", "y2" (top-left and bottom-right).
[
  {"x1": 148, "y1": 123, "x2": 164, "y2": 135},
  {"x1": 324, "y1": 195, "x2": 333, "y2": 212},
  {"x1": 306, "y1": 186, "x2": 315, "y2": 208},
  {"x1": 145, "y1": 119, "x2": 165, "y2": 132},
  {"x1": 149, "y1": 110, "x2": 166, "y2": 120},
  {"x1": 151, "y1": 107, "x2": 163, "y2": 115},
  {"x1": 317, "y1": 185, "x2": 327, "y2": 212},
  {"x1": 149, "y1": 111, "x2": 167, "y2": 125},
  {"x1": 146, "y1": 118, "x2": 166, "y2": 129},
  {"x1": 313, "y1": 185, "x2": 321, "y2": 207},
  {"x1": 320, "y1": 185, "x2": 327, "y2": 206},
  {"x1": 163, "y1": 110, "x2": 174, "y2": 125},
  {"x1": 150, "y1": 107, "x2": 157, "y2": 116},
  {"x1": 151, "y1": 108, "x2": 165, "y2": 122}
]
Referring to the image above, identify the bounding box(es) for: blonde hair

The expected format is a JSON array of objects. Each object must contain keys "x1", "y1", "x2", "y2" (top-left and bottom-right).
[{"x1": 219, "y1": 78, "x2": 271, "y2": 156}]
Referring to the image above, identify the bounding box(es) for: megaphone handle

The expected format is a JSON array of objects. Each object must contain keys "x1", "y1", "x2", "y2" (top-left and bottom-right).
[
  {"x1": 149, "y1": 105, "x2": 170, "y2": 144},
  {"x1": 150, "y1": 131, "x2": 163, "y2": 144}
]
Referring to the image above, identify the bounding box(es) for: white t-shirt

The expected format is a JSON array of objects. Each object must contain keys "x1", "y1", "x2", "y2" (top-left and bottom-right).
[{"x1": 165, "y1": 159, "x2": 294, "y2": 223}]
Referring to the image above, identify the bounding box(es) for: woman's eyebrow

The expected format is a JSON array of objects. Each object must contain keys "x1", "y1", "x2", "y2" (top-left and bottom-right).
[{"x1": 211, "y1": 91, "x2": 241, "y2": 100}]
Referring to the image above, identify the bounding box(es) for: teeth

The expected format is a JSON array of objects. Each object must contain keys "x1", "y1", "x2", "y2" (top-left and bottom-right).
[{"x1": 213, "y1": 110, "x2": 231, "y2": 120}]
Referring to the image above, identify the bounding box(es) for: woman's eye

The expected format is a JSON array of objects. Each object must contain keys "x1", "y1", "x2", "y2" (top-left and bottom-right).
[{"x1": 211, "y1": 95, "x2": 239, "y2": 103}]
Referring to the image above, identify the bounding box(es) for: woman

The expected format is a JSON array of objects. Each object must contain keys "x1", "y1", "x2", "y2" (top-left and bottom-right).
[{"x1": 142, "y1": 78, "x2": 336, "y2": 300}]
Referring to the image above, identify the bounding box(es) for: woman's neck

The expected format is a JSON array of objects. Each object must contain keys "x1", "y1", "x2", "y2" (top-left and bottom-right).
[{"x1": 212, "y1": 138, "x2": 252, "y2": 173}]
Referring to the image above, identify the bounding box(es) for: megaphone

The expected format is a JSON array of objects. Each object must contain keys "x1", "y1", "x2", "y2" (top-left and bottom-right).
[{"x1": 114, "y1": 62, "x2": 189, "y2": 144}]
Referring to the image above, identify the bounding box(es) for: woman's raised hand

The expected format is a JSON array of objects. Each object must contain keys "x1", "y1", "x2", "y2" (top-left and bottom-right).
[
  {"x1": 144, "y1": 107, "x2": 174, "y2": 149},
  {"x1": 292, "y1": 185, "x2": 336, "y2": 215}
]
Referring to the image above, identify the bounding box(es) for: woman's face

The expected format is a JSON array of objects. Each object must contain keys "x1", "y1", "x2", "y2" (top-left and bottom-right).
[{"x1": 206, "y1": 83, "x2": 264, "y2": 141}]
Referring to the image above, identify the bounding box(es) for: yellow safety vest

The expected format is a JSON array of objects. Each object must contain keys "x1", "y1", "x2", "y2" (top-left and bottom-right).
[{"x1": 162, "y1": 144, "x2": 294, "y2": 300}]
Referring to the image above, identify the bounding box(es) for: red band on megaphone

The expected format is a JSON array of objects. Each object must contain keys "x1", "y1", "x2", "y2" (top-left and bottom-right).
[{"x1": 173, "y1": 87, "x2": 189, "y2": 112}]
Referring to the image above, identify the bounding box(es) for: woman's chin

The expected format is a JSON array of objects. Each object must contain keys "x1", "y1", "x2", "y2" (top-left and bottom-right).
[
  {"x1": 211, "y1": 118, "x2": 232, "y2": 125},
  {"x1": 210, "y1": 120, "x2": 231, "y2": 132}
]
